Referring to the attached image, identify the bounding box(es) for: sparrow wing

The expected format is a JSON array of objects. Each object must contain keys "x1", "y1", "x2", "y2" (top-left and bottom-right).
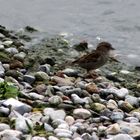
[{"x1": 72, "y1": 51, "x2": 101, "y2": 64}]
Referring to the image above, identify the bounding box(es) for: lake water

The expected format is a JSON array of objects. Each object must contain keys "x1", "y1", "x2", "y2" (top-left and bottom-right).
[{"x1": 0, "y1": 0, "x2": 140, "y2": 66}]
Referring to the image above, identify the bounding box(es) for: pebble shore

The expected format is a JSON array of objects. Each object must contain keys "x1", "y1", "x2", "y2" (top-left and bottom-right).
[{"x1": 0, "y1": 25, "x2": 140, "y2": 140}]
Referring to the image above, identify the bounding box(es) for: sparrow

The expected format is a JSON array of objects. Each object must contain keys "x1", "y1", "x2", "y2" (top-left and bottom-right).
[{"x1": 71, "y1": 41, "x2": 115, "y2": 72}]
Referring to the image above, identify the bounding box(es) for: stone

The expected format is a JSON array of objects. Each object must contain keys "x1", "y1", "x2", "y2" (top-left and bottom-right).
[
  {"x1": 107, "y1": 99, "x2": 118, "y2": 110},
  {"x1": 44, "y1": 108, "x2": 66, "y2": 120},
  {"x1": 124, "y1": 117, "x2": 139, "y2": 123},
  {"x1": 23, "y1": 75, "x2": 35, "y2": 85},
  {"x1": 52, "y1": 76, "x2": 74, "y2": 86},
  {"x1": 110, "y1": 110, "x2": 124, "y2": 122},
  {"x1": 90, "y1": 103, "x2": 106, "y2": 113},
  {"x1": 73, "y1": 108, "x2": 91, "y2": 119},
  {"x1": 119, "y1": 101, "x2": 134, "y2": 112},
  {"x1": 3, "y1": 98, "x2": 32, "y2": 115},
  {"x1": 14, "y1": 52, "x2": 26, "y2": 61},
  {"x1": 48, "y1": 95, "x2": 63, "y2": 105},
  {"x1": 44, "y1": 123, "x2": 54, "y2": 132},
  {"x1": 86, "y1": 83, "x2": 99, "y2": 93},
  {"x1": 0, "y1": 61, "x2": 5, "y2": 76},
  {"x1": 28, "y1": 92, "x2": 44, "y2": 100},
  {"x1": 24, "y1": 112, "x2": 42, "y2": 125},
  {"x1": 106, "y1": 123, "x2": 120, "y2": 135},
  {"x1": 39, "y1": 64, "x2": 51, "y2": 74},
  {"x1": 2, "y1": 40, "x2": 13, "y2": 46},
  {"x1": 0, "y1": 129, "x2": 22, "y2": 139},
  {"x1": 0, "y1": 106, "x2": 9, "y2": 115},
  {"x1": 64, "y1": 88, "x2": 82, "y2": 96},
  {"x1": 48, "y1": 136, "x2": 59, "y2": 140},
  {"x1": 32, "y1": 136, "x2": 46, "y2": 140},
  {"x1": 120, "y1": 70, "x2": 132, "y2": 74},
  {"x1": 73, "y1": 41, "x2": 88, "y2": 51},
  {"x1": 125, "y1": 95, "x2": 139, "y2": 107},
  {"x1": 2, "y1": 64, "x2": 10, "y2": 71},
  {"x1": 62, "y1": 68, "x2": 79, "y2": 77},
  {"x1": 5, "y1": 70, "x2": 23, "y2": 79},
  {"x1": 10, "y1": 59, "x2": 23, "y2": 69},
  {"x1": 100, "y1": 87, "x2": 129, "y2": 99},
  {"x1": 5, "y1": 47, "x2": 18, "y2": 55},
  {"x1": 118, "y1": 120, "x2": 140, "y2": 138},
  {"x1": 35, "y1": 84, "x2": 47, "y2": 94},
  {"x1": 35, "y1": 71, "x2": 49, "y2": 81},
  {"x1": 65, "y1": 116, "x2": 75, "y2": 125},
  {"x1": 108, "y1": 134, "x2": 134, "y2": 140},
  {"x1": 71, "y1": 94, "x2": 87, "y2": 104},
  {"x1": 14, "y1": 111, "x2": 33, "y2": 133},
  {"x1": 0, "y1": 123, "x2": 10, "y2": 131}
]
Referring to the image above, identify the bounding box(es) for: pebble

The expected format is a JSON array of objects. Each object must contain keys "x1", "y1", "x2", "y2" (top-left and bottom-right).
[
  {"x1": 62, "y1": 68, "x2": 79, "y2": 77},
  {"x1": 44, "y1": 123, "x2": 54, "y2": 132},
  {"x1": 3, "y1": 98, "x2": 32, "y2": 115},
  {"x1": 14, "y1": 52, "x2": 26, "y2": 61},
  {"x1": 0, "y1": 44, "x2": 4, "y2": 50},
  {"x1": 101, "y1": 87, "x2": 129, "y2": 99},
  {"x1": 2, "y1": 40, "x2": 13, "y2": 46},
  {"x1": 0, "y1": 61, "x2": 5, "y2": 76},
  {"x1": 43, "y1": 108, "x2": 66, "y2": 120},
  {"x1": 14, "y1": 111, "x2": 33, "y2": 133},
  {"x1": 48, "y1": 136, "x2": 59, "y2": 140},
  {"x1": 73, "y1": 108, "x2": 91, "y2": 119},
  {"x1": 107, "y1": 99, "x2": 118, "y2": 110},
  {"x1": 108, "y1": 134, "x2": 134, "y2": 140},
  {"x1": 23, "y1": 75, "x2": 35, "y2": 85},
  {"x1": 32, "y1": 136, "x2": 46, "y2": 140},
  {"x1": 110, "y1": 110, "x2": 124, "y2": 121},
  {"x1": 90, "y1": 103, "x2": 106, "y2": 113},
  {"x1": 5, "y1": 47, "x2": 19, "y2": 55},
  {"x1": 35, "y1": 71, "x2": 49, "y2": 81},
  {"x1": 0, "y1": 123, "x2": 10, "y2": 131},
  {"x1": 0, "y1": 129, "x2": 22, "y2": 139},
  {"x1": 28, "y1": 92, "x2": 44, "y2": 100},
  {"x1": 86, "y1": 83, "x2": 99, "y2": 93},
  {"x1": 48, "y1": 95, "x2": 63, "y2": 105},
  {"x1": 71, "y1": 94, "x2": 87, "y2": 104},
  {"x1": 65, "y1": 116, "x2": 75, "y2": 125},
  {"x1": 106, "y1": 123, "x2": 120, "y2": 135},
  {"x1": 125, "y1": 95, "x2": 139, "y2": 107},
  {"x1": 52, "y1": 76, "x2": 74, "y2": 86},
  {"x1": 39, "y1": 64, "x2": 51, "y2": 74}
]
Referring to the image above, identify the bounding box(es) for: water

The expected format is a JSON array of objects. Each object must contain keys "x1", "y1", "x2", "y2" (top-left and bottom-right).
[{"x1": 0, "y1": 0, "x2": 140, "y2": 65}]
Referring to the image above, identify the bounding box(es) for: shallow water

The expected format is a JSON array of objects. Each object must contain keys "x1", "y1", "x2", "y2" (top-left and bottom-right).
[{"x1": 0, "y1": 0, "x2": 140, "y2": 65}]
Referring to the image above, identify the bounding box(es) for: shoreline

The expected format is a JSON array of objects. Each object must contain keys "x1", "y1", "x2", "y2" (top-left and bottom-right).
[{"x1": 0, "y1": 25, "x2": 139, "y2": 140}]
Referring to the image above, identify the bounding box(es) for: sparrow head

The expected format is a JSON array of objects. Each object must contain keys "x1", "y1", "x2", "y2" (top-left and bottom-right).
[{"x1": 96, "y1": 42, "x2": 115, "y2": 52}]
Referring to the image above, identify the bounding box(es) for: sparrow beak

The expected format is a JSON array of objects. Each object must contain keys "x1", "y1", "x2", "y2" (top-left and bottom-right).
[{"x1": 110, "y1": 46, "x2": 115, "y2": 50}]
